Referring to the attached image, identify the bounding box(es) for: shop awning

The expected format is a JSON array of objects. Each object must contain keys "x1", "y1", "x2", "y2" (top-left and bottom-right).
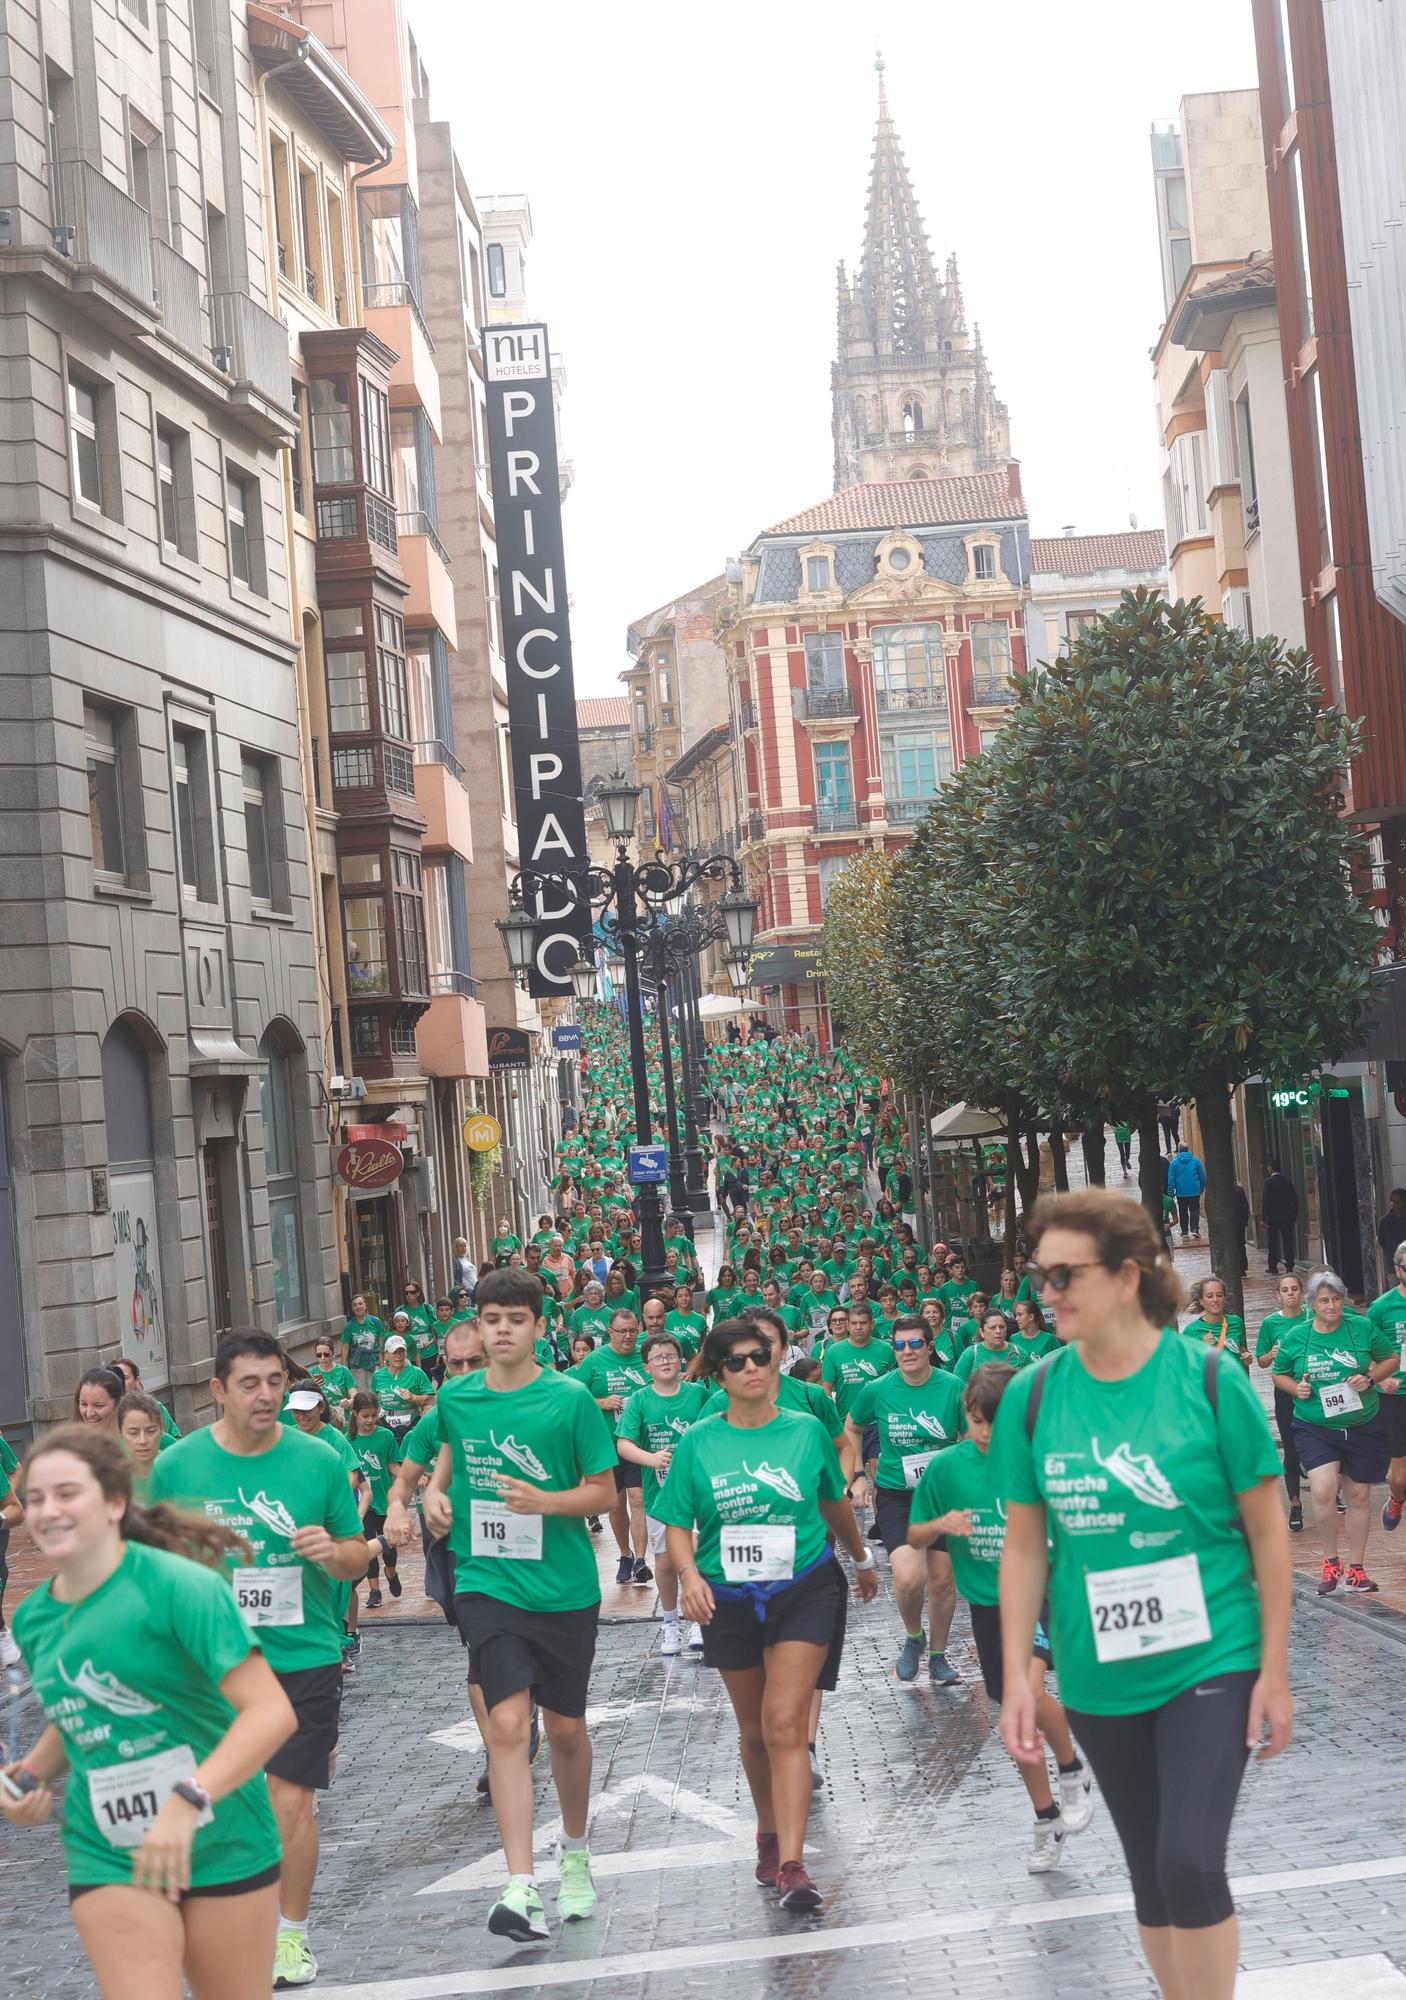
[{"x1": 929, "y1": 1101, "x2": 1005, "y2": 1142}]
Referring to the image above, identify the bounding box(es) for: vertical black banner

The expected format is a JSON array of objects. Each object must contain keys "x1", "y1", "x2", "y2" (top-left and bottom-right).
[{"x1": 482, "y1": 322, "x2": 591, "y2": 996}]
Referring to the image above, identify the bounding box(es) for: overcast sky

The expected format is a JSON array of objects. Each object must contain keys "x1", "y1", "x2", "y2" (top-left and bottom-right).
[{"x1": 411, "y1": 0, "x2": 1259, "y2": 698}]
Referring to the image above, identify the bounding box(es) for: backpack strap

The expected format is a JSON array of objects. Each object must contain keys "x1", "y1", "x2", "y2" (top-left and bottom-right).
[
  {"x1": 1023, "y1": 1347, "x2": 1067, "y2": 1442},
  {"x1": 1202, "y1": 1344, "x2": 1220, "y2": 1416}
]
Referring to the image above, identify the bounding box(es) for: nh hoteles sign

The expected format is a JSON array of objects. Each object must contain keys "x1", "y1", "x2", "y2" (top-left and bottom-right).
[{"x1": 483, "y1": 323, "x2": 590, "y2": 997}]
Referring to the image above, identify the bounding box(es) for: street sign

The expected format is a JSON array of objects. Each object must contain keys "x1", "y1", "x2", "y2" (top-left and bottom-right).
[
  {"x1": 552, "y1": 1023, "x2": 582, "y2": 1052},
  {"x1": 462, "y1": 1112, "x2": 502, "y2": 1153},
  {"x1": 336, "y1": 1140, "x2": 403, "y2": 1194},
  {"x1": 628, "y1": 1144, "x2": 668, "y2": 1185}
]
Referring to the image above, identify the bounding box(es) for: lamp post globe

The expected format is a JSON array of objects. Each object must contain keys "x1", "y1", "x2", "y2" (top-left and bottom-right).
[
  {"x1": 496, "y1": 906, "x2": 538, "y2": 978},
  {"x1": 569, "y1": 954, "x2": 598, "y2": 1003},
  {"x1": 597, "y1": 775, "x2": 642, "y2": 847},
  {"x1": 719, "y1": 886, "x2": 759, "y2": 955},
  {"x1": 725, "y1": 950, "x2": 752, "y2": 994}
]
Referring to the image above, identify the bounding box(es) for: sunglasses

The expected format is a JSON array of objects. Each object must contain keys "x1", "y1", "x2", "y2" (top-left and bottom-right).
[
  {"x1": 1028, "y1": 1262, "x2": 1102, "y2": 1294},
  {"x1": 721, "y1": 1347, "x2": 773, "y2": 1374},
  {"x1": 892, "y1": 1336, "x2": 927, "y2": 1352}
]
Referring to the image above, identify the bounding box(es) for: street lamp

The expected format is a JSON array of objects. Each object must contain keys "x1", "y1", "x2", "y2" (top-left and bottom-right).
[
  {"x1": 725, "y1": 949, "x2": 753, "y2": 993},
  {"x1": 719, "y1": 886, "x2": 759, "y2": 956},
  {"x1": 597, "y1": 775, "x2": 641, "y2": 846},
  {"x1": 569, "y1": 954, "x2": 598, "y2": 1003},
  {"x1": 605, "y1": 943, "x2": 626, "y2": 985},
  {"x1": 495, "y1": 905, "x2": 538, "y2": 979}
]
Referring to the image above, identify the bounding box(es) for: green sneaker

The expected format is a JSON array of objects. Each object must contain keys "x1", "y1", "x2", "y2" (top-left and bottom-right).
[
  {"x1": 488, "y1": 1876, "x2": 549, "y2": 1943},
  {"x1": 273, "y1": 1931, "x2": 319, "y2": 1988},
  {"x1": 557, "y1": 1843, "x2": 598, "y2": 1922}
]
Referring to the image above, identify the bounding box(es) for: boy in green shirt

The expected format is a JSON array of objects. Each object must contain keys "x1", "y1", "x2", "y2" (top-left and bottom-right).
[{"x1": 616, "y1": 1333, "x2": 712, "y2": 1656}]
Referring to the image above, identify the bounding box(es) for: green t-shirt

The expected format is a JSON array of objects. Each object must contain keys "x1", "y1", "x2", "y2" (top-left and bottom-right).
[
  {"x1": 1181, "y1": 1316, "x2": 1249, "y2": 1363},
  {"x1": 702, "y1": 1372, "x2": 849, "y2": 1443},
  {"x1": 572, "y1": 1302, "x2": 616, "y2": 1342},
  {"x1": 989, "y1": 1331, "x2": 1280, "y2": 1714},
  {"x1": 438, "y1": 1368, "x2": 617, "y2": 1611},
  {"x1": 706, "y1": 1286, "x2": 740, "y2": 1323},
  {"x1": 1009, "y1": 1328, "x2": 1060, "y2": 1367},
  {"x1": 937, "y1": 1279, "x2": 978, "y2": 1317},
  {"x1": 820, "y1": 1337, "x2": 897, "y2": 1419},
  {"x1": 953, "y1": 1337, "x2": 1024, "y2": 1382},
  {"x1": 311, "y1": 1363, "x2": 357, "y2": 1407},
  {"x1": 13, "y1": 1541, "x2": 280, "y2": 1890},
  {"x1": 490, "y1": 1233, "x2": 522, "y2": 1255},
  {"x1": 911, "y1": 1439, "x2": 1005, "y2": 1607},
  {"x1": 1366, "y1": 1288, "x2": 1406, "y2": 1387},
  {"x1": 371, "y1": 1362, "x2": 433, "y2": 1415},
  {"x1": 849, "y1": 1368, "x2": 966, "y2": 1491},
  {"x1": 662, "y1": 1310, "x2": 705, "y2": 1356},
  {"x1": 399, "y1": 1403, "x2": 445, "y2": 1471},
  {"x1": 150, "y1": 1425, "x2": 363, "y2": 1672},
  {"x1": 571, "y1": 1344, "x2": 651, "y2": 1407},
  {"x1": 304, "y1": 1421, "x2": 362, "y2": 1481},
  {"x1": 1254, "y1": 1308, "x2": 1307, "y2": 1364},
  {"x1": 1272, "y1": 1311, "x2": 1397, "y2": 1427},
  {"x1": 349, "y1": 1425, "x2": 399, "y2": 1510},
  {"x1": 653, "y1": 1409, "x2": 845, "y2": 1588},
  {"x1": 158, "y1": 1401, "x2": 181, "y2": 1439},
  {"x1": 616, "y1": 1381, "x2": 714, "y2": 1512},
  {"x1": 341, "y1": 1315, "x2": 386, "y2": 1370},
  {"x1": 0, "y1": 1434, "x2": 17, "y2": 1502}
]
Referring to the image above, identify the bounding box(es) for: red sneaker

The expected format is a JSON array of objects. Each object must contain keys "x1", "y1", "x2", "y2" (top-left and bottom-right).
[
  {"x1": 1317, "y1": 1556, "x2": 1343, "y2": 1595},
  {"x1": 776, "y1": 1860, "x2": 822, "y2": 1911},
  {"x1": 1345, "y1": 1564, "x2": 1379, "y2": 1594},
  {"x1": 754, "y1": 1830, "x2": 779, "y2": 1886}
]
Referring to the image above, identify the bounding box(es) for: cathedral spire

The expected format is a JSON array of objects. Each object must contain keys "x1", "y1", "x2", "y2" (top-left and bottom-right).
[{"x1": 859, "y1": 54, "x2": 939, "y2": 359}]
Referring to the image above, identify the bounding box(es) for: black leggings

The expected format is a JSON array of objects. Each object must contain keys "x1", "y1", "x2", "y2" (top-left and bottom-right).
[
  {"x1": 0, "y1": 1521, "x2": 8, "y2": 1630},
  {"x1": 1066, "y1": 1669, "x2": 1255, "y2": 1930},
  {"x1": 364, "y1": 1509, "x2": 397, "y2": 1581},
  {"x1": 1272, "y1": 1386, "x2": 1303, "y2": 1502}
]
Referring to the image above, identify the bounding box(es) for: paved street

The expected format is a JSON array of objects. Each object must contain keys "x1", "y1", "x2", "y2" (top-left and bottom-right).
[{"x1": 6, "y1": 1540, "x2": 1406, "y2": 1999}]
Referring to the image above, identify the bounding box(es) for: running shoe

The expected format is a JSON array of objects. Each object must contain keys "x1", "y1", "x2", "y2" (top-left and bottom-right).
[
  {"x1": 557, "y1": 1844, "x2": 597, "y2": 1922},
  {"x1": 686, "y1": 1621, "x2": 704, "y2": 1652},
  {"x1": 776, "y1": 1860, "x2": 822, "y2": 1911},
  {"x1": 927, "y1": 1650, "x2": 961, "y2": 1686},
  {"x1": 476, "y1": 1757, "x2": 491, "y2": 1797},
  {"x1": 1027, "y1": 1816, "x2": 1065, "y2": 1874},
  {"x1": 1057, "y1": 1767, "x2": 1094, "y2": 1834},
  {"x1": 1289, "y1": 1503, "x2": 1304, "y2": 1533},
  {"x1": 529, "y1": 1705, "x2": 543, "y2": 1764},
  {"x1": 387, "y1": 1568, "x2": 403, "y2": 1599},
  {"x1": 0, "y1": 1630, "x2": 20, "y2": 1670},
  {"x1": 1345, "y1": 1564, "x2": 1379, "y2": 1593},
  {"x1": 660, "y1": 1621, "x2": 682, "y2": 1657},
  {"x1": 808, "y1": 1745, "x2": 823, "y2": 1790},
  {"x1": 755, "y1": 1830, "x2": 780, "y2": 1885},
  {"x1": 614, "y1": 1557, "x2": 634, "y2": 1585},
  {"x1": 366, "y1": 1589, "x2": 383, "y2": 1609},
  {"x1": 632, "y1": 1558, "x2": 653, "y2": 1586},
  {"x1": 1381, "y1": 1494, "x2": 1403, "y2": 1533},
  {"x1": 894, "y1": 1633, "x2": 925, "y2": 1683},
  {"x1": 588, "y1": 1516, "x2": 603, "y2": 1535},
  {"x1": 488, "y1": 1877, "x2": 549, "y2": 1943},
  {"x1": 1318, "y1": 1555, "x2": 1344, "y2": 1595},
  {"x1": 273, "y1": 1931, "x2": 318, "y2": 1987}
]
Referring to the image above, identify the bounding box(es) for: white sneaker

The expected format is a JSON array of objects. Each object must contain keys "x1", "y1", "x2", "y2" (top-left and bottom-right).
[
  {"x1": 660, "y1": 1621, "x2": 682, "y2": 1657},
  {"x1": 1058, "y1": 1766, "x2": 1094, "y2": 1834},
  {"x1": 0, "y1": 1631, "x2": 19, "y2": 1670},
  {"x1": 1027, "y1": 1814, "x2": 1065, "y2": 1874},
  {"x1": 686, "y1": 1621, "x2": 704, "y2": 1653}
]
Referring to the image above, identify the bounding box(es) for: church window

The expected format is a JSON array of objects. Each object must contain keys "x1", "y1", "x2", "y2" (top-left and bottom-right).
[{"x1": 902, "y1": 397, "x2": 924, "y2": 436}]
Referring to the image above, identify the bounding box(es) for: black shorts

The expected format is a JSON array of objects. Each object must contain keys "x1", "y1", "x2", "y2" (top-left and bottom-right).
[
  {"x1": 871, "y1": 1484, "x2": 945, "y2": 1555},
  {"x1": 454, "y1": 1593, "x2": 599, "y2": 1716},
  {"x1": 862, "y1": 1422, "x2": 880, "y2": 1464},
  {"x1": 1389, "y1": 1393, "x2": 1406, "y2": 1458},
  {"x1": 702, "y1": 1558, "x2": 848, "y2": 1690},
  {"x1": 265, "y1": 1664, "x2": 343, "y2": 1791},
  {"x1": 614, "y1": 1459, "x2": 642, "y2": 1492},
  {"x1": 70, "y1": 1862, "x2": 282, "y2": 1904},
  {"x1": 1293, "y1": 1407, "x2": 1391, "y2": 1484},
  {"x1": 969, "y1": 1599, "x2": 1051, "y2": 1703}
]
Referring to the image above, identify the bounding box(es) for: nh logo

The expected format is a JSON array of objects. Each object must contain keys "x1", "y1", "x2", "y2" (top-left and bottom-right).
[{"x1": 487, "y1": 325, "x2": 548, "y2": 381}]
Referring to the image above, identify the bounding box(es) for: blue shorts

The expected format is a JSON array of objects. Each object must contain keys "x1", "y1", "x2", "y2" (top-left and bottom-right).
[
  {"x1": 862, "y1": 1422, "x2": 880, "y2": 1464},
  {"x1": 1292, "y1": 1408, "x2": 1391, "y2": 1484}
]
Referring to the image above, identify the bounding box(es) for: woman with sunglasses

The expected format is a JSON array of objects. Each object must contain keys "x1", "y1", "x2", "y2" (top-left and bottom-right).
[
  {"x1": 309, "y1": 1339, "x2": 357, "y2": 1420},
  {"x1": 657, "y1": 1318, "x2": 877, "y2": 1912},
  {"x1": 843, "y1": 1314, "x2": 965, "y2": 1687},
  {"x1": 400, "y1": 1280, "x2": 441, "y2": 1379},
  {"x1": 993, "y1": 1190, "x2": 1291, "y2": 2000}
]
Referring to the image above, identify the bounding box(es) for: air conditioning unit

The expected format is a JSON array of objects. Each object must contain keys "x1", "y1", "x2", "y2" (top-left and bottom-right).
[{"x1": 1223, "y1": 588, "x2": 1253, "y2": 639}]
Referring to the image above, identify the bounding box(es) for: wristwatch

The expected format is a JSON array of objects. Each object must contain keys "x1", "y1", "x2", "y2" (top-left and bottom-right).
[{"x1": 173, "y1": 1778, "x2": 212, "y2": 1812}]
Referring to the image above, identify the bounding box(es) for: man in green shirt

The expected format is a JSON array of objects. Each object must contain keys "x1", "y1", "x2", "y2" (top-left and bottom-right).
[
  {"x1": 418, "y1": 1268, "x2": 617, "y2": 1944},
  {"x1": 150, "y1": 1329, "x2": 368, "y2": 1989},
  {"x1": 937, "y1": 1256, "x2": 978, "y2": 1322},
  {"x1": 573, "y1": 1308, "x2": 652, "y2": 1584},
  {"x1": 1370, "y1": 1244, "x2": 1406, "y2": 1533},
  {"x1": 820, "y1": 1303, "x2": 896, "y2": 1420},
  {"x1": 616, "y1": 1332, "x2": 712, "y2": 1656}
]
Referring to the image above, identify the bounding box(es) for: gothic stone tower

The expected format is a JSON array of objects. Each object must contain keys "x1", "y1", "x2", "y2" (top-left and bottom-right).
[{"x1": 832, "y1": 57, "x2": 1012, "y2": 490}]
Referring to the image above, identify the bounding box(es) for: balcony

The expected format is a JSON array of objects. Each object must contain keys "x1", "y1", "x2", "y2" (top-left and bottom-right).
[
  {"x1": 814, "y1": 799, "x2": 859, "y2": 832},
  {"x1": 970, "y1": 673, "x2": 1015, "y2": 708},
  {"x1": 210, "y1": 289, "x2": 296, "y2": 438},
  {"x1": 886, "y1": 797, "x2": 929, "y2": 824},
  {"x1": 416, "y1": 985, "x2": 489, "y2": 1080},
  {"x1": 739, "y1": 697, "x2": 758, "y2": 732},
  {"x1": 414, "y1": 746, "x2": 474, "y2": 860},
  {"x1": 313, "y1": 487, "x2": 402, "y2": 581},
  {"x1": 800, "y1": 685, "x2": 857, "y2": 722},
  {"x1": 363, "y1": 284, "x2": 442, "y2": 439},
  {"x1": 746, "y1": 809, "x2": 766, "y2": 843},
  {"x1": 49, "y1": 157, "x2": 154, "y2": 323},
  {"x1": 330, "y1": 740, "x2": 419, "y2": 802},
  {"x1": 877, "y1": 684, "x2": 944, "y2": 713},
  {"x1": 152, "y1": 236, "x2": 204, "y2": 356},
  {"x1": 397, "y1": 514, "x2": 457, "y2": 645},
  {"x1": 1244, "y1": 492, "x2": 1261, "y2": 537}
]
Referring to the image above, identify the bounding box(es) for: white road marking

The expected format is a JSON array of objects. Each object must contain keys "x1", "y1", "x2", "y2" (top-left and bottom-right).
[
  {"x1": 416, "y1": 1773, "x2": 750, "y2": 1894},
  {"x1": 1237, "y1": 1956, "x2": 1406, "y2": 1997},
  {"x1": 316, "y1": 1854, "x2": 1406, "y2": 1999}
]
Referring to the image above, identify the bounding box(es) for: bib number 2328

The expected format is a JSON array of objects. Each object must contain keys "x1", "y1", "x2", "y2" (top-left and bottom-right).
[{"x1": 1085, "y1": 1554, "x2": 1211, "y2": 1664}]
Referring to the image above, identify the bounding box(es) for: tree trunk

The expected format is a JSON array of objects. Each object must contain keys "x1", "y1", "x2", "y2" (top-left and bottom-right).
[
  {"x1": 1081, "y1": 1123, "x2": 1106, "y2": 1187},
  {"x1": 1003, "y1": 1108, "x2": 1021, "y2": 1261},
  {"x1": 1196, "y1": 1079, "x2": 1243, "y2": 1320},
  {"x1": 1050, "y1": 1127, "x2": 1069, "y2": 1192},
  {"x1": 1137, "y1": 1115, "x2": 1165, "y2": 1235},
  {"x1": 1007, "y1": 1107, "x2": 1042, "y2": 1245}
]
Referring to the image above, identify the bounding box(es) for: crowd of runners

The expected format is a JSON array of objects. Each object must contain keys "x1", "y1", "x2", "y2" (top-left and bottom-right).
[{"x1": 3, "y1": 1002, "x2": 1404, "y2": 2000}]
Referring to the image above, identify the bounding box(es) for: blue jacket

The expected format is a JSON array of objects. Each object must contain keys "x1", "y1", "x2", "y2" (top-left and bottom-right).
[{"x1": 1166, "y1": 1148, "x2": 1206, "y2": 1197}]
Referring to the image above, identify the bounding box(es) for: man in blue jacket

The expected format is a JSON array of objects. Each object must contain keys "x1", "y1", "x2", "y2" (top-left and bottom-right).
[{"x1": 1166, "y1": 1141, "x2": 1208, "y2": 1240}]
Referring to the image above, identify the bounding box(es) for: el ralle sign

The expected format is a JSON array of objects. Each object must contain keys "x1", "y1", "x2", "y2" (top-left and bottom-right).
[{"x1": 336, "y1": 1139, "x2": 404, "y2": 1194}]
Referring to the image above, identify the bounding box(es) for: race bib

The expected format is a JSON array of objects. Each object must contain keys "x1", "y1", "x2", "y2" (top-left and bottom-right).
[
  {"x1": 902, "y1": 1449, "x2": 939, "y2": 1489},
  {"x1": 720, "y1": 1523, "x2": 795, "y2": 1582},
  {"x1": 470, "y1": 1500, "x2": 543, "y2": 1560},
  {"x1": 233, "y1": 1565, "x2": 305, "y2": 1627},
  {"x1": 89, "y1": 1745, "x2": 213, "y2": 1850},
  {"x1": 1086, "y1": 1554, "x2": 1211, "y2": 1664},
  {"x1": 1320, "y1": 1380, "x2": 1363, "y2": 1420}
]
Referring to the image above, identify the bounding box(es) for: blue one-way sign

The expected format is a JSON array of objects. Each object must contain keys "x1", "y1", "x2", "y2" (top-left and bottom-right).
[{"x1": 628, "y1": 1144, "x2": 669, "y2": 1185}]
